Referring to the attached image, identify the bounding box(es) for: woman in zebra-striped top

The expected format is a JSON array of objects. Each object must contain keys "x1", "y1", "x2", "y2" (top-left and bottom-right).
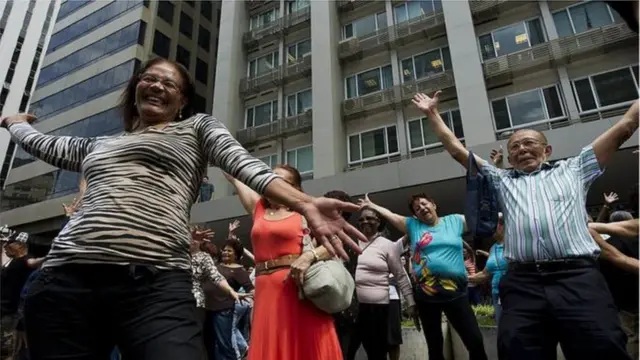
[{"x1": 1, "y1": 58, "x2": 364, "y2": 360}]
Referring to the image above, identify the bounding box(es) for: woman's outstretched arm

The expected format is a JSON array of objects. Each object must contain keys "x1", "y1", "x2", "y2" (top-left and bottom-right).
[{"x1": 2, "y1": 115, "x2": 95, "y2": 172}]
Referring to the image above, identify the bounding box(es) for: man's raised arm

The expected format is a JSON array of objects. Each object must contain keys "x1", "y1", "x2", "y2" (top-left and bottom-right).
[
  {"x1": 592, "y1": 100, "x2": 638, "y2": 168},
  {"x1": 412, "y1": 92, "x2": 486, "y2": 169}
]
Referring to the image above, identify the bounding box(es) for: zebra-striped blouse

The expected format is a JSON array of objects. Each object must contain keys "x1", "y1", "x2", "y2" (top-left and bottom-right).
[{"x1": 8, "y1": 114, "x2": 278, "y2": 270}]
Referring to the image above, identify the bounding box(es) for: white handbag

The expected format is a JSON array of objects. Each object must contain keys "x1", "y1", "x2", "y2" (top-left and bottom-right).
[{"x1": 298, "y1": 216, "x2": 355, "y2": 314}]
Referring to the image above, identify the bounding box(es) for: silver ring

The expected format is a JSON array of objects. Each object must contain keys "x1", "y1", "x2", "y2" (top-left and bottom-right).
[{"x1": 331, "y1": 235, "x2": 339, "y2": 241}]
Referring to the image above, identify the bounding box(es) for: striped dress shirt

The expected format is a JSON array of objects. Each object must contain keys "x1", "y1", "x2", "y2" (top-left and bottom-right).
[{"x1": 481, "y1": 146, "x2": 602, "y2": 262}]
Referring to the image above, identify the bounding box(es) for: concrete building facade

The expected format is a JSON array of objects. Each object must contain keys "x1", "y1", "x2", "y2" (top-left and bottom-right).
[
  {"x1": 0, "y1": 0, "x2": 221, "y2": 237},
  {"x1": 1, "y1": 0, "x2": 638, "y2": 241}
]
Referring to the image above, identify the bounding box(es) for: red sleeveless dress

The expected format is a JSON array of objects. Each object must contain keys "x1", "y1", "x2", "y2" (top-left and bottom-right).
[{"x1": 248, "y1": 199, "x2": 342, "y2": 360}]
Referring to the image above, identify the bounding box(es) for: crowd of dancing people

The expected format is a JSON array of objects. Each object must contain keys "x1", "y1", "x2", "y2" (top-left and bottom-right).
[{"x1": 0, "y1": 55, "x2": 639, "y2": 360}]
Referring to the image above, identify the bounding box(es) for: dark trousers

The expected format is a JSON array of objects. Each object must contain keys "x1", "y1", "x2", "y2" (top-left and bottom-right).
[
  {"x1": 498, "y1": 265, "x2": 631, "y2": 360},
  {"x1": 346, "y1": 303, "x2": 389, "y2": 360},
  {"x1": 210, "y1": 308, "x2": 235, "y2": 360},
  {"x1": 24, "y1": 264, "x2": 202, "y2": 360},
  {"x1": 416, "y1": 295, "x2": 487, "y2": 360}
]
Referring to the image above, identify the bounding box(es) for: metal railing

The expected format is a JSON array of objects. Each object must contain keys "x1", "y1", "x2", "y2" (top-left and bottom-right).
[
  {"x1": 240, "y1": 56, "x2": 311, "y2": 96},
  {"x1": 236, "y1": 111, "x2": 313, "y2": 146},
  {"x1": 342, "y1": 87, "x2": 396, "y2": 118},
  {"x1": 398, "y1": 70, "x2": 455, "y2": 102},
  {"x1": 337, "y1": 0, "x2": 370, "y2": 12},
  {"x1": 247, "y1": 0, "x2": 268, "y2": 12},
  {"x1": 339, "y1": 11, "x2": 445, "y2": 61},
  {"x1": 243, "y1": 17, "x2": 284, "y2": 46},
  {"x1": 283, "y1": 6, "x2": 310, "y2": 29},
  {"x1": 469, "y1": 0, "x2": 527, "y2": 23},
  {"x1": 483, "y1": 23, "x2": 636, "y2": 85}
]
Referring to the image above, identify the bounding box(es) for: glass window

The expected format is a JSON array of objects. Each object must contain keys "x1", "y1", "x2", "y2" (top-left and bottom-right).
[
  {"x1": 286, "y1": 89, "x2": 312, "y2": 117},
  {"x1": 138, "y1": 21, "x2": 146, "y2": 45},
  {"x1": 57, "y1": 0, "x2": 94, "y2": 21},
  {"x1": 48, "y1": 1, "x2": 144, "y2": 53},
  {"x1": 491, "y1": 86, "x2": 564, "y2": 130},
  {"x1": 195, "y1": 58, "x2": 208, "y2": 85},
  {"x1": 198, "y1": 26, "x2": 211, "y2": 52},
  {"x1": 407, "y1": 109, "x2": 463, "y2": 149},
  {"x1": 479, "y1": 19, "x2": 546, "y2": 61},
  {"x1": 250, "y1": 8, "x2": 277, "y2": 30},
  {"x1": 248, "y1": 52, "x2": 279, "y2": 77},
  {"x1": 553, "y1": 2, "x2": 618, "y2": 37},
  {"x1": 153, "y1": 30, "x2": 171, "y2": 58},
  {"x1": 1, "y1": 170, "x2": 79, "y2": 212},
  {"x1": 201, "y1": 0, "x2": 213, "y2": 21},
  {"x1": 348, "y1": 126, "x2": 399, "y2": 163},
  {"x1": 259, "y1": 154, "x2": 278, "y2": 168},
  {"x1": 286, "y1": 146, "x2": 313, "y2": 174},
  {"x1": 401, "y1": 47, "x2": 451, "y2": 82},
  {"x1": 180, "y1": 12, "x2": 193, "y2": 38},
  {"x1": 12, "y1": 108, "x2": 123, "y2": 168},
  {"x1": 573, "y1": 66, "x2": 639, "y2": 112},
  {"x1": 287, "y1": 0, "x2": 309, "y2": 14},
  {"x1": 246, "y1": 101, "x2": 278, "y2": 127},
  {"x1": 394, "y1": 0, "x2": 441, "y2": 24},
  {"x1": 342, "y1": 12, "x2": 386, "y2": 39},
  {"x1": 37, "y1": 22, "x2": 142, "y2": 87},
  {"x1": 287, "y1": 39, "x2": 311, "y2": 63},
  {"x1": 193, "y1": 93, "x2": 207, "y2": 113},
  {"x1": 157, "y1": 1, "x2": 174, "y2": 24},
  {"x1": 30, "y1": 60, "x2": 136, "y2": 121},
  {"x1": 176, "y1": 45, "x2": 190, "y2": 69},
  {"x1": 345, "y1": 65, "x2": 394, "y2": 99}
]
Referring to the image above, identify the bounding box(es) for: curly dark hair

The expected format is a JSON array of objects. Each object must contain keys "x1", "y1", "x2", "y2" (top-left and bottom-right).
[
  {"x1": 408, "y1": 193, "x2": 437, "y2": 216},
  {"x1": 324, "y1": 190, "x2": 353, "y2": 221},
  {"x1": 118, "y1": 57, "x2": 197, "y2": 132},
  {"x1": 223, "y1": 239, "x2": 244, "y2": 262}
]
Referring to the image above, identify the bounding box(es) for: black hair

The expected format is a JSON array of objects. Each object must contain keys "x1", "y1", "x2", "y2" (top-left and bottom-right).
[
  {"x1": 223, "y1": 239, "x2": 244, "y2": 262},
  {"x1": 324, "y1": 190, "x2": 353, "y2": 221},
  {"x1": 408, "y1": 193, "x2": 437, "y2": 216},
  {"x1": 274, "y1": 164, "x2": 302, "y2": 189},
  {"x1": 118, "y1": 57, "x2": 197, "y2": 132}
]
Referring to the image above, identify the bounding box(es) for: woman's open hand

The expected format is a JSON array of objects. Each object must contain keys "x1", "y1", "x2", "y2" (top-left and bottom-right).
[
  {"x1": 191, "y1": 226, "x2": 214, "y2": 242},
  {"x1": 299, "y1": 197, "x2": 365, "y2": 260},
  {"x1": 0, "y1": 113, "x2": 37, "y2": 128}
]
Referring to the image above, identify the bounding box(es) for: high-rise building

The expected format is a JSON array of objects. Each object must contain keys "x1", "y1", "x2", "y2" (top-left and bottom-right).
[
  {"x1": 0, "y1": 0, "x2": 59, "y2": 189},
  {"x1": 192, "y1": 0, "x2": 638, "y2": 235},
  {"x1": 1, "y1": 0, "x2": 221, "y2": 237}
]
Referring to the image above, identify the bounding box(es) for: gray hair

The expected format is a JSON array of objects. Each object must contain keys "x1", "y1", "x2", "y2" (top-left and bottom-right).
[{"x1": 609, "y1": 211, "x2": 634, "y2": 223}]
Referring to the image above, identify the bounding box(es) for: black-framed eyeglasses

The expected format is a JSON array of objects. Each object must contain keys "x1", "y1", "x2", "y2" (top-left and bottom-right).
[{"x1": 138, "y1": 74, "x2": 181, "y2": 92}]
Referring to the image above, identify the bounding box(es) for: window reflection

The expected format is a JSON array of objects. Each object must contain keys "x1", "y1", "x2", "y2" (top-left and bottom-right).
[
  {"x1": 345, "y1": 65, "x2": 393, "y2": 99},
  {"x1": 47, "y1": 1, "x2": 143, "y2": 53},
  {"x1": 1, "y1": 170, "x2": 82, "y2": 212},
  {"x1": 38, "y1": 22, "x2": 142, "y2": 87},
  {"x1": 31, "y1": 60, "x2": 136, "y2": 120},
  {"x1": 11, "y1": 108, "x2": 123, "y2": 168},
  {"x1": 57, "y1": 0, "x2": 94, "y2": 21},
  {"x1": 479, "y1": 19, "x2": 545, "y2": 61}
]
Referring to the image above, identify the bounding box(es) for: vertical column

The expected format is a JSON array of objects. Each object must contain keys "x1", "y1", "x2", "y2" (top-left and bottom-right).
[
  {"x1": 310, "y1": 1, "x2": 345, "y2": 178},
  {"x1": 538, "y1": 0, "x2": 580, "y2": 121},
  {"x1": 277, "y1": 0, "x2": 286, "y2": 126},
  {"x1": 441, "y1": 0, "x2": 495, "y2": 147},
  {"x1": 385, "y1": 0, "x2": 408, "y2": 156},
  {"x1": 0, "y1": 1, "x2": 28, "y2": 84},
  {"x1": 210, "y1": 0, "x2": 247, "y2": 197}
]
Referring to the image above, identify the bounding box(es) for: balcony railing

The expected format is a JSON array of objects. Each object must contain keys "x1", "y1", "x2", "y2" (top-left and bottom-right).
[
  {"x1": 240, "y1": 56, "x2": 311, "y2": 96},
  {"x1": 469, "y1": 0, "x2": 528, "y2": 24},
  {"x1": 236, "y1": 111, "x2": 313, "y2": 146},
  {"x1": 243, "y1": 18, "x2": 284, "y2": 47},
  {"x1": 483, "y1": 22, "x2": 637, "y2": 87},
  {"x1": 246, "y1": 0, "x2": 270, "y2": 12},
  {"x1": 342, "y1": 88, "x2": 396, "y2": 119},
  {"x1": 284, "y1": 6, "x2": 310, "y2": 30},
  {"x1": 339, "y1": 12, "x2": 445, "y2": 61},
  {"x1": 337, "y1": 0, "x2": 370, "y2": 12},
  {"x1": 398, "y1": 70, "x2": 455, "y2": 102}
]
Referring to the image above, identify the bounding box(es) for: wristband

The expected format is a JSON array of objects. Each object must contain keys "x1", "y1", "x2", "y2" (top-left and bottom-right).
[{"x1": 310, "y1": 249, "x2": 320, "y2": 262}]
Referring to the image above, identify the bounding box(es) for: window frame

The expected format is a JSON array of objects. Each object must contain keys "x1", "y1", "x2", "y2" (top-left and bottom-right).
[
  {"x1": 179, "y1": 11, "x2": 193, "y2": 38},
  {"x1": 393, "y1": 0, "x2": 440, "y2": 24},
  {"x1": 342, "y1": 11, "x2": 386, "y2": 40},
  {"x1": 344, "y1": 64, "x2": 393, "y2": 99},
  {"x1": 157, "y1": 0, "x2": 175, "y2": 25},
  {"x1": 287, "y1": 0, "x2": 310, "y2": 14},
  {"x1": 406, "y1": 108, "x2": 464, "y2": 151},
  {"x1": 286, "y1": 88, "x2": 312, "y2": 117},
  {"x1": 399, "y1": 46, "x2": 451, "y2": 83},
  {"x1": 247, "y1": 50, "x2": 280, "y2": 77},
  {"x1": 551, "y1": 0, "x2": 618, "y2": 36},
  {"x1": 347, "y1": 125, "x2": 400, "y2": 164},
  {"x1": 287, "y1": 38, "x2": 311, "y2": 63},
  {"x1": 285, "y1": 145, "x2": 313, "y2": 175},
  {"x1": 476, "y1": 16, "x2": 546, "y2": 61},
  {"x1": 489, "y1": 85, "x2": 566, "y2": 132},
  {"x1": 245, "y1": 100, "x2": 279, "y2": 128},
  {"x1": 571, "y1": 64, "x2": 640, "y2": 113},
  {"x1": 258, "y1": 153, "x2": 279, "y2": 168},
  {"x1": 249, "y1": 8, "x2": 278, "y2": 31}
]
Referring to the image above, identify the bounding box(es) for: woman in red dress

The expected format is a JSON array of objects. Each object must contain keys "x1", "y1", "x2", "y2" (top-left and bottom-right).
[{"x1": 225, "y1": 165, "x2": 343, "y2": 360}]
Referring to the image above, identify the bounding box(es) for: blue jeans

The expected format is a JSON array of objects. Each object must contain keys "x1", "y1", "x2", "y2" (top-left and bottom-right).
[
  {"x1": 212, "y1": 308, "x2": 236, "y2": 360},
  {"x1": 110, "y1": 347, "x2": 120, "y2": 360},
  {"x1": 233, "y1": 302, "x2": 250, "y2": 357},
  {"x1": 492, "y1": 293, "x2": 502, "y2": 325}
]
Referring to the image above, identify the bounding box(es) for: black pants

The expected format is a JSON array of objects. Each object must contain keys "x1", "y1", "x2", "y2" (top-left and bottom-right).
[
  {"x1": 24, "y1": 264, "x2": 202, "y2": 360},
  {"x1": 346, "y1": 303, "x2": 389, "y2": 360},
  {"x1": 498, "y1": 265, "x2": 631, "y2": 360},
  {"x1": 416, "y1": 295, "x2": 487, "y2": 360}
]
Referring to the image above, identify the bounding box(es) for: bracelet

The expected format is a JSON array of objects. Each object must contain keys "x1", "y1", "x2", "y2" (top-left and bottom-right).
[{"x1": 310, "y1": 249, "x2": 320, "y2": 262}]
